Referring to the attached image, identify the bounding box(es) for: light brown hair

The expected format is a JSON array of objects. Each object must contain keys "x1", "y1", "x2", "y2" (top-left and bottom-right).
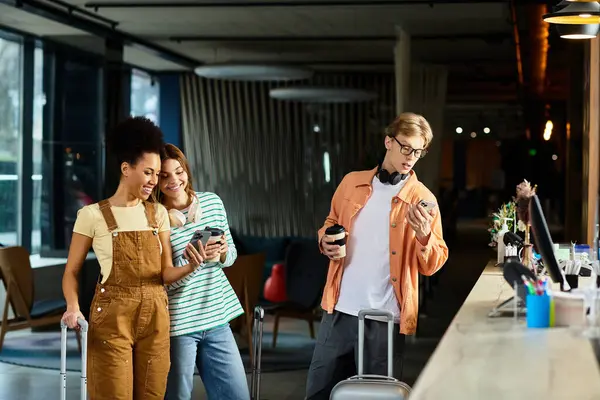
[
  {"x1": 156, "y1": 143, "x2": 196, "y2": 205},
  {"x1": 384, "y1": 112, "x2": 433, "y2": 148}
]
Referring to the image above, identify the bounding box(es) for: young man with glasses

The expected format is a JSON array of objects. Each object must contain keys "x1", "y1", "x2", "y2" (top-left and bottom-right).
[{"x1": 305, "y1": 112, "x2": 449, "y2": 399}]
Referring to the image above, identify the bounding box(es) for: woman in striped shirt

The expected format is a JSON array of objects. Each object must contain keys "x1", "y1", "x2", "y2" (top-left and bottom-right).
[{"x1": 159, "y1": 144, "x2": 248, "y2": 400}]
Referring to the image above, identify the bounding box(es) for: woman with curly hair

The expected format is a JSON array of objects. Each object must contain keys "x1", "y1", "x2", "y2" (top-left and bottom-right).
[
  {"x1": 61, "y1": 117, "x2": 205, "y2": 400},
  {"x1": 158, "y1": 144, "x2": 248, "y2": 400}
]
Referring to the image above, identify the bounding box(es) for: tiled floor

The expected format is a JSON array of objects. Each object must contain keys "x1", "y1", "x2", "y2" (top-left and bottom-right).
[
  {"x1": 0, "y1": 357, "x2": 309, "y2": 400},
  {"x1": 0, "y1": 222, "x2": 492, "y2": 400},
  {"x1": 0, "y1": 316, "x2": 310, "y2": 400}
]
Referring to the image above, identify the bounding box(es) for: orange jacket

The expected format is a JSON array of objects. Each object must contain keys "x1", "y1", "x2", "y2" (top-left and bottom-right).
[{"x1": 318, "y1": 167, "x2": 448, "y2": 335}]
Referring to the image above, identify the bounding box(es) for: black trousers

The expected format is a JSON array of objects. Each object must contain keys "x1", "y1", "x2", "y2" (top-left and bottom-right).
[{"x1": 305, "y1": 310, "x2": 406, "y2": 400}]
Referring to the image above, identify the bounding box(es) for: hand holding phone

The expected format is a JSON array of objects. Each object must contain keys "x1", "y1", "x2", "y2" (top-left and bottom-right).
[
  {"x1": 185, "y1": 230, "x2": 210, "y2": 268},
  {"x1": 189, "y1": 229, "x2": 211, "y2": 251},
  {"x1": 407, "y1": 200, "x2": 436, "y2": 240},
  {"x1": 418, "y1": 200, "x2": 437, "y2": 213}
]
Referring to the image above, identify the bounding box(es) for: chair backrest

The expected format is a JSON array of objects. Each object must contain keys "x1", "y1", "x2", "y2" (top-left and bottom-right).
[
  {"x1": 0, "y1": 246, "x2": 34, "y2": 317},
  {"x1": 224, "y1": 252, "x2": 266, "y2": 315},
  {"x1": 223, "y1": 257, "x2": 245, "y2": 300},
  {"x1": 285, "y1": 240, "x2": 329, "y2": 309}
]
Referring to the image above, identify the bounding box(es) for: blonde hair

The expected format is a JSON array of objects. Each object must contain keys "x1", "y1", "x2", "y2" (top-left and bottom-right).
[{"x1": 385, "y1": 112, "x2": 433, "y2": 148}]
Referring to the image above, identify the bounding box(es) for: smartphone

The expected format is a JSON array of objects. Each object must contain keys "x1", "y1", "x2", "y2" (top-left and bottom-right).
[
  {"x1": 189, "y1": 230, "x2": 211, "y2": 250},
  {"x1": 418, "y1": 200, "x2": 437, "y2": 212}
]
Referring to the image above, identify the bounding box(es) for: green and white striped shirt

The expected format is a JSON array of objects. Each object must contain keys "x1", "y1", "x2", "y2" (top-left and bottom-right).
[{"x1": 166, "y1": 191, "x2": 243, "y2": 337}]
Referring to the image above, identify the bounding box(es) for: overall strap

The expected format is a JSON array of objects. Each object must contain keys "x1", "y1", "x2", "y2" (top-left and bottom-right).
[
  {"x1": 98, "y1": 199, "x2": 118, "y2": 231},
  {"x1": 143, "y1": 201, "x2": 159, "y2": 229}
]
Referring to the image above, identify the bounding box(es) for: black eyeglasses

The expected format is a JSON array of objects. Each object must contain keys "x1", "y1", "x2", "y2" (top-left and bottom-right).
[{"x1": 392, "y1": 137, "x2": 427, "y2": 159}]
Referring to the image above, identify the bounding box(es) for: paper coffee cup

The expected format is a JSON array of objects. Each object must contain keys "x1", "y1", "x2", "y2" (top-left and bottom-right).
[
  {"x1": 325, "y1": 224, "x2": 346, "y2": 259},
  {"x1": 206, "y1": 227, "x2": 224, "y2": 262}
]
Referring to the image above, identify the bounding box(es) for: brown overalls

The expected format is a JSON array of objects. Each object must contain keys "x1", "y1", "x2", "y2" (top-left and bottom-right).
[{"x1": 87, "y1": 200, "x2": 171, "y2": 400}]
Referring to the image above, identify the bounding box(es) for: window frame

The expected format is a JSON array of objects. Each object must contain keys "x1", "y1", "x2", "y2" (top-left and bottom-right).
[
  {"x1": 0, "y1": 31, "x2": 26, "y2": 249},
  {"x1": 0, "y1": 25, "x2": 161, "y2": 255},
  {"x1": 130, "y1": 67, "x2": 160, "y2": 125}
]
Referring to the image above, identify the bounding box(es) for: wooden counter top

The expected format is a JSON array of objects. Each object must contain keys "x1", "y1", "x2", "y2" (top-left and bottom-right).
[{"x1": 410, "y1": 260, "x2": 600, "y2": 400}]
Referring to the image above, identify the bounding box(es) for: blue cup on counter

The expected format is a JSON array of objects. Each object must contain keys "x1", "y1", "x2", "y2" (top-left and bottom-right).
[{"x1": 526, "y1": 294, "x2": 551, "y2": 328}]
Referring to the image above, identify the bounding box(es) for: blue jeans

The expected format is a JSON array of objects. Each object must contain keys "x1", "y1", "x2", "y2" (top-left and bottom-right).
[{"x1": 165, "y1": 324, "x2": 250, "y2": 400}]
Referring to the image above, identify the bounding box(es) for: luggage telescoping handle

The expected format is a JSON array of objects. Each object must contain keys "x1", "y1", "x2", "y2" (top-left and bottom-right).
[
  {"x1": 250, "y1": 306, "x2": 264, "y2": 400},
  {"x1": 60, "y1": 318, "x2": 89, "y2": 400},
  {"x1": 357, "y1": 309, "x2": 394, "y2": 378}
]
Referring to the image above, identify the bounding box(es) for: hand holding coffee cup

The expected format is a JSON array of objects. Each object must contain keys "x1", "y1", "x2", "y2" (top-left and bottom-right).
[
  {"x1": 217, "y1": 235, "x2": 228, "y2": 255},
  {"x1": 322, "y1": 224, "x2": 347, "y2": 260},
  {"x1": 204, "y1": 227, "x2": 225, "y2": 262}
]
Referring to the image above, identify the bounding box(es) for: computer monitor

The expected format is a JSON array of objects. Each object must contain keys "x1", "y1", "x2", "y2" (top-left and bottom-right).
[{"x1": 529, "y1": 194, "x2": 564, "y2": 285}]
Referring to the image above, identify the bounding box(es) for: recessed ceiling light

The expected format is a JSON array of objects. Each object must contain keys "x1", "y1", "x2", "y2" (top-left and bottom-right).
[
  {"x1": 456, "y1": 127, "x2": 463, "y2": 134},
  {"x1": 483, "y1": 127, "x2": 491, "y2": 134},
  {"x1": 470, "y1": 132, "x2": 477, "y2": 138}
]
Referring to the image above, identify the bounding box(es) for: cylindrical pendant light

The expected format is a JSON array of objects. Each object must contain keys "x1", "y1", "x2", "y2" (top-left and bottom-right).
[
  {"x1": 556, "y1": 22, "x2": 600, "y2": 38},
  {"x1": 543, "y1": 1, "x2": 600, "y2": 24},
  {"x1": 269, "y1": 87, "x2": 378, "y2": 103},
  {"x1": 194, "y1": 63, "x2": 314, "y2": 81}
]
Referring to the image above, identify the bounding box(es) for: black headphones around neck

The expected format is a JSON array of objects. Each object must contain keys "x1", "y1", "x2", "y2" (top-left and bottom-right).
[{"x1": 377, "y1": 165, "x2": 408, "y2": 185}]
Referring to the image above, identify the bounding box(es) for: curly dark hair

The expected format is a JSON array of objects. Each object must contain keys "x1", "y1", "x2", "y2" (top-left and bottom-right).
[{"x1": 105, "y1": 116, "x2": 165, "y2": 168}]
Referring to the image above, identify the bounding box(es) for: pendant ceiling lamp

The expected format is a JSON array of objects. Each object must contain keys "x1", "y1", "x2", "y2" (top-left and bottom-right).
[
  {"x1": 543, "y1": 1, "x2": 600, "y2": 25},
  {"x1": 556, "y1": 22, "x2": 600, "y2": 38},
  {"x1": 269, "y1": 87, "x2": 378, "y2": 103},
  {"x1": 194, "y1": 63, "x2": 314, "y2": 82}
]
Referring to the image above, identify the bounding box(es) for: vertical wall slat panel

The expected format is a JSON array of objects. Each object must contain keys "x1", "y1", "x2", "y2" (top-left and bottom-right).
[
  {"x1": 180, "y1": 71, "x2": 396, "y2": 238},
  {"x1": 216, "y1": 79, "x2": 230, "y2": 185},
  {"x1": 236, "y1": 81, "x2": 249, "y2": 235},
  {"x1": 240, "y1": 81, "x2": 252, "y2": 235}
]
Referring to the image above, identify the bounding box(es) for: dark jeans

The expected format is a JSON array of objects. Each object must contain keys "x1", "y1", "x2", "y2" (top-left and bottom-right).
[{"x1": 305, "y1": 310, "x2": 406, "y2": 400}]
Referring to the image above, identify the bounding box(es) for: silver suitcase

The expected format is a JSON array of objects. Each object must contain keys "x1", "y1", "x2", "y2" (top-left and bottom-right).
[
  {"x1": 330, "y1": 309, "x2": 411, "y2": 399},
  {"x1": 60, "y1": 318, "x2": 89, "y2": 400},
  {"x1": 250, "y1": 306, "x2": 264, "y2": 400}
]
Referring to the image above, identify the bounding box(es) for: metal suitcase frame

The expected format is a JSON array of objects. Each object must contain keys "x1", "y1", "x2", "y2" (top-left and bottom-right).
[
  {"x1": 60, "y1": 318, "x2": 89, "y2": 400},
  {"x1": 250, "y1": 306, "x2": 264, "y2": 400},
  {"x1": 329, "y1": 309, "x2": 412, "y2": 399}
]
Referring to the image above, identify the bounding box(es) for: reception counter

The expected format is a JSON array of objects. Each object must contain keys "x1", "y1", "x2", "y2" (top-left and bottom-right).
[{"x1": 410, "y1": 261, "x2": 600, "y2": 400}]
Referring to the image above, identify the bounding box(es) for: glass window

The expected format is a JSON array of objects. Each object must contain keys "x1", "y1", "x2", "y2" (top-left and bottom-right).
[
  {"x1": 31, "y1": 47, "x2": 44, "y2": 254},
  {"x1": 130, "y1": 69, "x2": 159, "y2": 124},
  {"x1": 0, "y1": 38, "x2": 22, "y2": 247},
  {"x1": 38, "y1": 49, "x2": 103, "y2": 255}
]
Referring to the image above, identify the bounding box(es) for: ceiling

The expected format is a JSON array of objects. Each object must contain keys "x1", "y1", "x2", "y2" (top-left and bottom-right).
[
  {"x1": 0, "y1": 2, "x2": 517, "y2": 70},
  {"x1": 0, "y1": 0, "x2": 573, "y2": 136}
]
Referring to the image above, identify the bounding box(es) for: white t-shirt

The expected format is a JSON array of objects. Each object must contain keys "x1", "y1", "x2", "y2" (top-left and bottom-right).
[{"x1": 335, "y1": 175, "x2": 408, "y2": 322}]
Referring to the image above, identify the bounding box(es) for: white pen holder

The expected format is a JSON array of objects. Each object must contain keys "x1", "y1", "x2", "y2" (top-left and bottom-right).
[{"x1": 581, "y1": 283, "x2": 600, "y2": 338}]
